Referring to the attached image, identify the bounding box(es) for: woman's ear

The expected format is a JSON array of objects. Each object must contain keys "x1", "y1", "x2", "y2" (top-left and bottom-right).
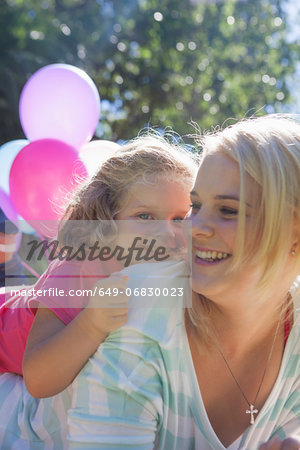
[
  {"x1": 290, "y1": 217, "x2": 300, "y2": 256},
  {"x1": 290, "y1": 243, "x2": 297, "y2": 257}
]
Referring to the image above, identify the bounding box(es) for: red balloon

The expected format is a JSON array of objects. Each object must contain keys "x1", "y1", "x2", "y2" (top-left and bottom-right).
[{"x1": 9, "y1": 139, "x2": 87, "y2": 236}]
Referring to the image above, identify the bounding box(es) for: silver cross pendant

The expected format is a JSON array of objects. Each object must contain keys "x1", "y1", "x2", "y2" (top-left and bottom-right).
[{"x1": 246, "y1": 404, "x2": 258, "y2": 424}]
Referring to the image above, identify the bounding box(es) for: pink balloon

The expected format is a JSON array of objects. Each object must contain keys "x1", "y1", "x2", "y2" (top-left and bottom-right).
[
  {"x1": 79, "y1": 140, "x2": 120, "y2": 177},
  {"x1": 9, "y1": 139, "x2": 88, "y2": 236},
  {"x1": 19, "y1": 64, "x2": 100, "y2": 150}
]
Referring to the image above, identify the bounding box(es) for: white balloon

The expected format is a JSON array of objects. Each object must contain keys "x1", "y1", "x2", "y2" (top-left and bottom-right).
[
  {"x1": 0, "y1": 140, "x2": 29, "y2": 193},
  {"x1": 79, "y1": 140, "x2": 120, "y2": 177},
  {"x1": 0, "y1": 140, "x2": 36, "y2": 234}
]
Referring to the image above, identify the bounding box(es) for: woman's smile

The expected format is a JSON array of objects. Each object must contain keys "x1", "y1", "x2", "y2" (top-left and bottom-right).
[{"x1": 193, "y1": 246, "x2": 232, "y2": 265}]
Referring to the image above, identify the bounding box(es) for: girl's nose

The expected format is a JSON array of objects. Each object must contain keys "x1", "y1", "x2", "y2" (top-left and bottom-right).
[{"x1": 154, "y1": 221, "x2": 183, "y2": 251}]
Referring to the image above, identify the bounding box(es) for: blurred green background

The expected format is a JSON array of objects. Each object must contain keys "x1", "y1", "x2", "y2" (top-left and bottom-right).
[{"x1": 0, "y1": 0, "x2": 299, "y2": 144}]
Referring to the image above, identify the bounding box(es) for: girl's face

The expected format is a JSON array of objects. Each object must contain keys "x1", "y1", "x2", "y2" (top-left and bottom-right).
[
  {"x1": 114, "y1": 176, "x2": 191, "y2": 261},
  {"x1": 187, "y1": 152, "x2": 261, "y2": 304}
]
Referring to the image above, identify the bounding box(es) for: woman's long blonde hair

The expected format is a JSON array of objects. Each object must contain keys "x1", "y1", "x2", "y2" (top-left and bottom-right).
[
  {"x1": 202, "y1": 115, "x2": 300, "y2": 286},
  {"x1": 188, "y1": 115, "x2": 300, "y2": 343}
]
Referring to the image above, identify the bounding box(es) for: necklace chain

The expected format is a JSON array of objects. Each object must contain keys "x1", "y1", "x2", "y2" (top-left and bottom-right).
[{"x1": 216, "y1": 303, "x2": 285, "y2": 425}]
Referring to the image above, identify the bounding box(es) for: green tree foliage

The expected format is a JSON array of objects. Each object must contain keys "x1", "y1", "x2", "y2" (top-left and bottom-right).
[{"x1": 0, "y1": 0, "x2": 298, "y2": 143}]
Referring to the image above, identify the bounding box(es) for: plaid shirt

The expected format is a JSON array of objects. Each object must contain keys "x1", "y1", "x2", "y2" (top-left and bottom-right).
[{"x1": 68, "y1": 262, "x2": 300, "y2": 450}]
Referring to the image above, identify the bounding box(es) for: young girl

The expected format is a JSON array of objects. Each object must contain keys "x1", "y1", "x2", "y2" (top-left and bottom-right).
[{"x1": 0, "y1": 133, "x2": 197, "y2": 449}]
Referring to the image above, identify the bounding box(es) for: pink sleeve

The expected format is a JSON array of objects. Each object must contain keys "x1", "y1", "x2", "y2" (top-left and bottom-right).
[
  {"x1": 31, "y1": 258, "x2": 121, "y2": 325},
  {"x1": 0, "y1": 258, "x2": 121, "y2": 375},
  {"x1": 0, "y1": 289, "x2": 35, "y2": 375},
  {"x1": 0, "y1": 259, "x2": 91, "y2": 375},
  {"x1": 32, "y1": 260, "x2": 90, "y2": 324}
]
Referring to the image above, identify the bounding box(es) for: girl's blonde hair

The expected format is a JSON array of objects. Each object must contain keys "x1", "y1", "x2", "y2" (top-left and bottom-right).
[
  {"x1": 188, "y1": 115, "x2": 300, "y2": 343},
  {"x1": 58, "y1": 133, "x2": 198, "y2": 245}
]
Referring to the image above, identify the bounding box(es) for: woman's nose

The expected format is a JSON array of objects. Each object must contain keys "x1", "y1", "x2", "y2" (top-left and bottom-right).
[{"x1": 191, "y1": 211, "x2": 214, "y2": 238}]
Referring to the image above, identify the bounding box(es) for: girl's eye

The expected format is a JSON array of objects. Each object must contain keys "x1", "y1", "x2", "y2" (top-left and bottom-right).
[
  {"x1": 220, "y1": 207, "x2": 238, "y2": 216},
  {"x1": 189, "y1": 202, "x2": 201, "y2": 213},
  {"x1": 173, "y1": 217, "x2": 184, "y2": 222},
  {"x1": 137, "y1": 213, "x2": 154, "y2": 220}
]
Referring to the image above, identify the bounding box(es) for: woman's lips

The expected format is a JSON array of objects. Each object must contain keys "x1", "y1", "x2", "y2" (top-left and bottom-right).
[{"x1": 193, "y1": 247, "x2": 232, "y2": 265}]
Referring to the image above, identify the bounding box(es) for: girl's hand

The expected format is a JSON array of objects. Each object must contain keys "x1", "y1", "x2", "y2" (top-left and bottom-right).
[
  {"x1": 258, "y1": 436, "x2": 300, "y2": 450},
  {"x1": 82, "y1": 273, "x2": 130, "y2": 340}
]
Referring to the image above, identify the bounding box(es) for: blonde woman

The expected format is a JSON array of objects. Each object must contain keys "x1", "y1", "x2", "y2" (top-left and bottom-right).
[
  {"x1": 0, "y1": 134, "x2": 197, "y2": 448},
  {"x1": 67, "y1": 116, "x2": 300, "y2": 450}
]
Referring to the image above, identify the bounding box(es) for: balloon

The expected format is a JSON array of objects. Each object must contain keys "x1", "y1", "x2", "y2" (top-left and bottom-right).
[
  {"x1": 17, "y1": 220, "x2": 36, "y2": 235},
  {"x1": 79, "y1": 140, "x2": 120, "y2": 177},
  {"x1": 19, "y1": 64, "x2": 100, "y2": 149},
  {"x1": 0, "y1": 190, "x2": 28, "y2": 245},
  {"x1": 0, "y1": 186, "x2": 36, "y2": 235},
  {"x1": 0, "y1": 188, "x2": 18, "y2": 224},
  {"x1": 0, "y1": 140, "x2": 36, "y2": 233},
  {"x1": 9, "y1": 139, "x2": 88, "y2": 237},
  {"x1": 0, "y1": 140, "x2": 29, "y2": 193}
]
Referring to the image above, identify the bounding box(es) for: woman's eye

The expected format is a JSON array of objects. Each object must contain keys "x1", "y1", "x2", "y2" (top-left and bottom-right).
[
  {"x1": 220, "y1": 207, "x2": 238, "y2": 216},
  {"x1": 137, "y1": 213, "x2": 154, "y2": 220},
  {"x1": 173, "y1": 217, "x2": 184, "y2": 223},
  {"x1": 189, "y1": 202, "x2": 201, "y2": 213}
]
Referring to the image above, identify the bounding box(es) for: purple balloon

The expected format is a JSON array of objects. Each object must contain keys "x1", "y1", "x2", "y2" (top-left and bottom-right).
[{"x1": 19, "y1": 64, "x2": 101, "y2": 150}]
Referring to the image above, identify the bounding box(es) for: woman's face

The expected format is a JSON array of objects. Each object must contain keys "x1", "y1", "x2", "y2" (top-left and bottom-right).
[{"x1": 187, "y1": 152, "x2": 260, "y2": 303}]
